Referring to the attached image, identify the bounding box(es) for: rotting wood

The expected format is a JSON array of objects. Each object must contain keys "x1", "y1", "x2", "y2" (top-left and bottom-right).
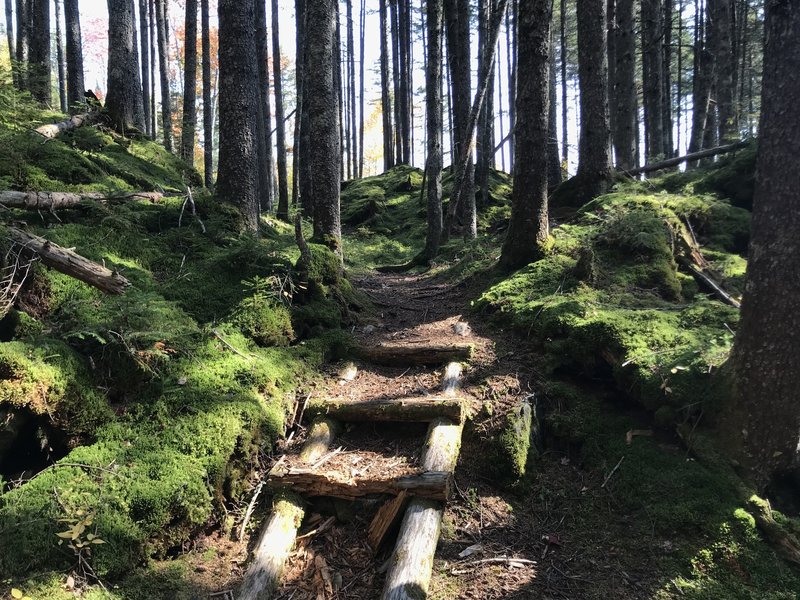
[
  {"x1": 299, "y1": 417, "x2": 340, "y2": 464},
  {"x1": 0, "y1": 190, "x2": 164, "y2": 211},
  {"x1": 354, "y1": 343, "x2": 473, "y2": 367},
  {"x1": 305, "y1": 395, "x2": 465, "y2": 423},
  {"x1": 33, "y1": 110, "x2": 102, "y2": 139},
  {"x1": 368, "y1": 490, "x2": 410, "y2": 553},
  {"x1": 623, "y1": 141, "x2": 749, "y2": 176},
  {"x1": 267, "y1": 467, "x2": 451, "y2": 501},
  {"x1": 7, "y1": 227, "x2": 130, "y2": 295}
]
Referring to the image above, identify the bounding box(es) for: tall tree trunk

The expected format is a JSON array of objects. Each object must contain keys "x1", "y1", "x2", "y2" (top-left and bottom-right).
[
  {"x1": 138, "y1": 0, "x2": 151, "y2": 134},
  {"x1": 181, "y1": 0, "x2": 198, "y2": 164},
  {"x1": 334, "y1": 0, "x2": 344, "y2": 181},
  {"x1": 642, "y1": 0, "x2": 664, "y2": 161},
  {"x1": 155, "y1": 0, "x2": 173, "y2": 151},
  {"x1": 54, "y1": 0, "x2": 67, "y2": 112},
  {"x1": 398, "y1": 0, "x2": 411, "y2": 165},
  {"x1": 688, "y1": 0, "x2": 711, "y2": 164},
  {"x1": 607, "y1": 0, "x2": 616, "y2": 155},
  {"x1": 358, "y1": 0, "x2": 366, "y2": 177},
  {"x1": 15, "y1": 0, "x2": 29, "y2": 90},
  {"x1": 106, "y1": 0, "x2": 145, "y2": 131},
  {"x1": 254, "y1": 0, "x2": 273, "y2": 212},
  {"x1": 497, "y1": 39, "x2": 506, "y2": 172},
  {"x1": 505, "y1": 0, "x2": 516, "y2": 168},
  {"x1": 723, "y1": 0, "x2": 800, "y2": 492},
  {"x1": 573, "y1": 0, "x2": 613, "y2": 197},
  {"x1": 662, "y1": 0, "x2": 674, "y2": 157},
  {"x1": 422, "y1": 0, "x2": 443, "y2": 261},
  {"x1": 64, "y1": 0, "x2": 83, "y2": 112},
  {"x1": 149, "y1": 0, "x2": 157, "y2": 137},
  {"x1": 612, "y1": 0, "x2": 637, "y2": 169},
  {"x1": 500, "y1": 0, "x2": 552, "y2": 271},
  {"x1": 560, "y1": 0, "x2": 568, "y2": 167},
  {"x1": 476, "y1": 0, "x2": 489, "y2": 206},
  {"x1": 390, "y1": 0, "x2": 403, "y2": 164},
  {"x1": 298, "y1": 0, "x2": 313, "y2": 215},
  {"x1": 5, "y1": 0, "x2": 14, "y2": 88},
  {"x1": 379, "y1": 0, "x2": 395, "y2": 170},
  {"x1": 28, "y1": 0, "x2": 50, "y2": 104},
  {"x1": 547, "y1": 27, "x2": 562, "y2": 186},
  {"x1": 708, "y1": 0, "x2": 735, "y2": 141},
  {"x1": 346, "y1": 0, "x2": 358, "y2": 178},
  {"x1": 292, "y1": 0, "x2": 304, "y2": 208},
  {"x1": 272, "y1": 0, "x2": 289, "y2": 219},
  {"x1": 201, "y1": 0, "x2": 213, "y2": 186},
  {"x1": 217, "y1": 0, "x2": 260, "y2": 231},
  {"x1": 306, "y1": 0, "x2": 342, "y2": 253}
]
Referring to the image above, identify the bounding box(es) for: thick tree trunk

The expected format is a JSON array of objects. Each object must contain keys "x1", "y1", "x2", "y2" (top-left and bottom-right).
[
  {"x1": 612, "y1": 0, "x2": 637, "y2": 169},
  {"x1": 138, "y1": 0, "x2": 150, "y2": 134},
  {"x1": 708, "y1": 0, "x2": 735, "y2": 142},
  {"x1": 155, "y1": 0, "x2": 173, "y2": 151},
  {"x1": 661, "y1": 0, "x2": 674, "y2": 157},
  {"x1": 573, "y1": 0, "x2": 613, "y2": 197},
  {"x1": 54, "y1": 0, "x2": 67, "y2": 113},
  {"x1": 688, "y1": 0, "x2": 712, "y2": 165},
  {"x1": 422, "y1": 0, "x2": 444, "y2": 261},
  {"x1": 272, "y1": 0, "x2": 289, "y2": 220},
  {"x1": 380, "y1": 0, "x2": 395, "y2": 170},
  {"x1": 500, "y1": 0, "x2": 552, "y2": 271},
  {"x1": 201, "y1": 0, "x2": 213, "y2": 186},
  {"x1": 547, "y1": 27, "x2": 562, "y2": 186},
  {"x1": 181, "y1": 0, "x2": 197, "y2": 164},
  {"x1": 390, "y1": 0, "x2": 403, "y2": 164},
  {"x1": 642, "y1": 0, "x2": 664, "y2": 161},
  {"x1": 297, "y1": 0, "x2": 313, "y2": 216},
  {"x1": 292, "y1": 0, "x2": 304, "y2": 209},
  {"x1": 28, "y1": 0, "x2": 50, "y2": 104},
  {"x1": 15, "y1": 0, "x2": 29, "y2": 90},
  {"x1": 148, "y1": 0, "x2": 157, "y2": 137},
  {"x1": 254, "y1": 0, "x2": 273, "y2": 212},
  {"x1": 397, "y1": 0, "x2": 411, "y2": 165},
  {"x1": 306, "y1": 0, "x2": 342, "y2": 254},
  {"x1": 723, "y1": 1, "x2": 800, "y2": 492},
  {"x1": 216, "y1": 0, "x2": 260, "y2": 231},
  {"x1": 106, "y1": 0, "x2": 146, "y2": 132}
]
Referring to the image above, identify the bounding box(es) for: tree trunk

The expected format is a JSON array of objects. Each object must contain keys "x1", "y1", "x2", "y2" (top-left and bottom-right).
[
  {"x1": 138, "y1": 0, "x2": 150, "y2": 134},
  {"x1": 355, "y1": 343, "x2": 473, "y2": 366},
  {"x1": 15, "y1": 0, "x2": 29, "y2": 91},
  {"x1": 642, "y1": 0, "x2": 664, "y2": 161},
  {"x1": 28, "y1": 0, "x2": 50, "y2": 104},
  {"x1": 358, "y1": 0, "x2": 366, "y2": 176},
  {"x1": 560, "y1": 0, "x2": 568, "y2": 167},
  {"x1": 612, "y1": 0, "x2": 636, "y2": 169},
  {"x1": 390, "y1": 0, "x2": 403, "y2": 164},
  {"x1": 297, "y1": 0, "x2": 314, "y2": 216},
  {"x1": 5, "y1": 0, "x2": 14, "y2": 88},
  {"x1": 662, "y1": 0, "x2": 674, "y2": 157},
  {"x1": 307, "y1": 395, "x2": 464, "y2": 423},
  {"x1": 181, "y1": 0, "x2": 197, "y2": 164},
  {"x1": 254, "y1": 0, "x2": 273, "y2": 212},
  {"x1": 380, "y1": 0, "x2": 395, "y2": 170},
  {"x1": 574, "y1": 0, "x2": 613, "y2": 196},
  {"x1": 201, "y1": 0, "x2": 213, "y2": 186},
  {"x1": 398, "y1": 0, "x2": 411, "y2": 165},
  {"x1": 292, "y1": 0, "x2": 304, "y2": 209},
  {"x1": 688, "y1": 0, "x2": 711, "y2": 164},
  {"x1": 334, "y1": 0, "x2": 344, "y2": 182},
  {"x1": 547, "y1": 26, "x2": 562, "y2": 186},
  {"x1": 708, "y1": 0, "x2": 735, "y2": 142},
  {"x1": 272, "y1": 0, "x2": 289, "y2": 220},
  {"x1": 155, "y1": 0, "x2": 173, "y2": 151},
  {"x1": 149, "y1": 0, "x2": 157, "y2": 138},
  {"x1": 34, "y1": 110, "x2": 101, "y2": 138},
  {"x1": 216, "y1": 0, "x2": 260, "y2": 231},
  {"x1": 306, "y1": 0, "x2": 342, "y2": 254},
  {"x1": 506, "y1": 0, "x2": 516, "y2": 169},
  {"x1": 54, "y1": 0, "x2": 67, "y2": 113},
  {"x1": 106, "y1": 0, "x2": 146, "y2": 132},
  {"x1": 723, "y1": 0, "x2": 800, "y2": 492},
  {"x1": 346, "y1": 0, "x2": 358, "y2": 178},
  {"x1": 500, "y1": 0, "x2": 552, "y2": 271},
  {"x1": 422, "y1": 0, "x2": 443, "y2": 261}
]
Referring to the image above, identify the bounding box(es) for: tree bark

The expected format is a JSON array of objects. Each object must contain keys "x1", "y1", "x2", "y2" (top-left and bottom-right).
[
  {"x1": 216, "y1": 0, "x2": 260, "y2": 231},
  {"x1": 272, "y1": 0, "x2": 289, "y2": 220},
  {"x1": 560, "y1": 0, "x2": 568, "y2": 167},
  {"x1": 499, "y1": 0, "x2": 552, "y2": 271},
  {"x1": 5, "y1": 0, "x2": 14, "y2": 88},
  {"x1": 33, "y1": 110, "x2": 101, "y2": 138},
  {"x1": 254, "y1": 0, "x2": 274, "y2": 212},
  {"x1": 722, "y1": 0, "x2": 800, "y2": 492},
  {"x1": 346, "y1": 0, "x2": 358, "y2": 178},
  {"x1": 547, "y1": 27, "x2": 562, "y2": 186},
  {"x1": 688, "y1": 0, "x2": 712, "y2": 165},
  {"x1": 28, "y1": 0, "x2": 50, "y2": 104},
  {"x1": 358, "y1": 0, "x2": 366, "y2": 176},
  {"x1": 181, "y1": 0, "x2": 197, "y2": 165},
  {"x1": 306, "y1": 395, "x2": 465, "y2": 423},
  {"x1": 662, "y1": 0, "x2": 674, "y2": 157},
  {"x1": 201, "y1": 0, "x2": 213, "y2": 186},
  {"x1": 148, "y1": 0, "x2": 157, "y2": 137},
  {"x1": 54, "y1": 0, "x2": 67, "y2": 113},
  {"x1": 708, "y1": 0, "x2": 736, "y2": 142},
  {"x1": 306, "y1": 0, "x2": 342, "y2": 253},
  {"x1": 390, "y1": 0, "x2": 403, "y2": 164},
  {"x1": 138, "y1": 0, "x2": 150, "y2": 134},
  {"x1": 155, "y1": 0, "x2": 173, "y2": 151},
  {"x1": 612, "y1": 0, "x2": 637, "y2": 169},
  {"x1": 106, "y1": 0, "x2": 146, "y2": 132},
  {"x1": 380, "y1": 0, "x2": 395, "y2": 170},
  {"x1": 0, "y1": 190, "x2": 164, "y2": 209},
  {"x1": 355, "y1": 343, "x2": 473, "y2": 366},
  {"x1": 422, "y1": 0, "x2": 444, "y2": 261},
  {"x1": 642, "y1": 0, "x2": 664, "y2": 161},
  {"x1": 15, "y1": 0, "x2": 29, "y2": 90},
  {"x1": 624, "y1": 140, "x2": 747, "y2": 175}
]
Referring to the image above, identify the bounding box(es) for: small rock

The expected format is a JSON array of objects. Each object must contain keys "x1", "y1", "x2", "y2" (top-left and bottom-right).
[
  {"x1": 362, "y1": 324, "x2": 376, "y2": 334},
  {"x1": 337, "y1": 362, "x2": 358, "y2": 383},
  {"x1": 453, "y1": 321, "x2": 471, "y2": 337}
]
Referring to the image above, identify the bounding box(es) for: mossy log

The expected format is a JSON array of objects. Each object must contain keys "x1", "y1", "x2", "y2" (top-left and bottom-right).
[
  {"x1": 305, "y1": 395, "x2": 465, "y2": 423},
  {"x1": 0, "y1": 191, "x2": 164, "y2": 211},
  {"x1": 33, "y1": 110, "x2": 101, "y2": 139},
  {"x1": 354, "y1": 343, "x2": 473, "y2": 367},
  {"x1": 7, "y1": 227, "x2": 130, "y2": 294},
  {"x1": 267, "y1": 467, "x2": 451, "y2": 501}
]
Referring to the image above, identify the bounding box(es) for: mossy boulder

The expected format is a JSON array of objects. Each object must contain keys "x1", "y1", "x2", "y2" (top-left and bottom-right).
[
  {"x1": 230, "y1": 299, "x2": 294, "y2": 347},
  {"x1": 489, "y1": 399, "x2": 536, "y2": 484}
]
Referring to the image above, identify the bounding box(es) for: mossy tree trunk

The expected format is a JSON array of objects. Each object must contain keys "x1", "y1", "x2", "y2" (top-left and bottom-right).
[
  {"x1": 180, "y1": 0, "x2": 197, "y2": 165},
  {"x1": 216, "y1": 0, "x2": 261, "y2": 231},
  {"x1": 499, "y1": 0, "x2": 552, "y2": 271},
  {"x1": 106, "y1": 0, "x2": 146, "y2": 132},
  {"x1": 722, "y1": 1, "x2": 800, "y2": 492}
]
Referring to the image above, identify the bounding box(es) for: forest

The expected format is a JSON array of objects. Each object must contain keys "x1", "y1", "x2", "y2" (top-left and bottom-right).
[{"x1": 0, "y1": 0, "x2": 798, "y2": 598}]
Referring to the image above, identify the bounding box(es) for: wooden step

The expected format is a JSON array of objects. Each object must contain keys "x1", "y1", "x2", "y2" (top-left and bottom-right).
[
  {"x1": 267, "y1": 466, "x2": 451, "y2": 501},
  {"x1": 306, "y1": 395, "x2": 465, "y2": 423},
  {"x1": 354, "y1": 342, "x2": 473, "y2": 366}
]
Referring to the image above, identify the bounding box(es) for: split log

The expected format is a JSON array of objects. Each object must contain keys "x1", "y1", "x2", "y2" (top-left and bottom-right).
[
  {"x1": 267, "y1": 467, "x2": 451, "y2": 501},
  {"x1": 623, "y1": 141, "x2": 749, "y2": 176},
  {"x1": 354, "y1": 343, "x2": 473, "y2": 367},
  {"x1": 305, "y1": 395, "x2": 465, "y2": 423},
  {"x1": 0, "y1": 190, "x2": 164, "y2": 211},
  {"x1": 33, "y1": 111, "x2": 102, "y2": 139},
  {"x1": 7, "y1": 227, "x2": 130, "y2": 294},
  {"x1": 368, "y1": 490, "x2": 410, "y2": 552}
]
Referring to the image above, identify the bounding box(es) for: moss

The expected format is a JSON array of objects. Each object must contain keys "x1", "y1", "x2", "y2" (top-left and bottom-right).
[
  {"x1": 492, "y1": 399, "x2": 534, "y2": 483},
  {"x1": 230, "y1": 299, "x2": 294, "y2": 347}
]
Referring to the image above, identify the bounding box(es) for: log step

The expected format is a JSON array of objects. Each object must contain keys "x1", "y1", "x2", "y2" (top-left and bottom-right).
[
  {"x1": 305, "y1": 395, "x2": 465, "y2": 423},
  {"x1": 354, "y1": 343, "x2": 473, "y2": 366},
  {"x1": 268, "y1": 466, "x2": 451, "y2": 501}
]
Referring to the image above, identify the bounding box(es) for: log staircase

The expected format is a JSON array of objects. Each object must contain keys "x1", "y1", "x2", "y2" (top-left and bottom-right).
[{"x1": 238, "y1": 342, "x2": 473, "y2": 600}]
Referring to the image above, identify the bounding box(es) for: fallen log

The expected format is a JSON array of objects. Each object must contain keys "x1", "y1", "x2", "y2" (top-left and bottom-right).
[
  {"x1": 7, "y1": 227, "x2": 130, "y2": 294},
  {"x1": 267, "y1": 467, "x2": 451, "y2": 501},
  {"x1": 33, "y1": 111, "x2": 102, "y2": 139},
  {"x1": 623, "y1": 141, "x2": 749, "y2": 177},
  {"x1": 0, "y1": 190, "x2": 164, "y2": 211},
  {"x1": 354, "y1": 343, "x2": 473, "y2": 367},
  {"x1": 305, "y1": 395, "x2": 465, "y2": 423}
]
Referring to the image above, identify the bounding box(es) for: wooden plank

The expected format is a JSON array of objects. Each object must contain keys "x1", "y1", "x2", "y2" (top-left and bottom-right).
[
  {"x1": 305, "y1": 395, "x2": 465, "y2": 423},
  {"x1": 354, "y1": 343, "x2": 473, "y2": 366},
  {"x1": 368, "y1": 490, "x2": 410, "y2": 553}
]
